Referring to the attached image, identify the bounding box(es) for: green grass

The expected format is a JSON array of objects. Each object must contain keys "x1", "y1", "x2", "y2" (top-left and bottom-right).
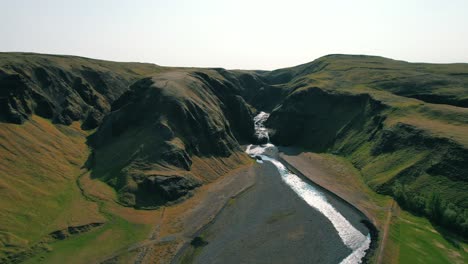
[
  {"x1": 267, "y1": 54, "x2": 468, "y2": 245},
  {"x1": 390, "y1": 211, "x2": 468, "y2": 264},
  {"x1": 0, "y1": 116, "x2": 160, "y2": 263},
  {"x1": 0, "y1": 117, "x2": 104, "y2": 259},
  {"x1": 281, "y1": 55, "x2": 468, "y2": 148},
  {"x1": 0, "y1": 52, "x2": 164, "y2": 78},
  {"x1": 360, "y1": 149, "x2": 429, "y2": 188},
  {"x1": 335, "y1": 152, "x2": 468, "y2": 264},
  {"x1": 307, "y1": 153, "x2": 467, "y2": 264},
  {"x1": 22, "y1": 215, "x2": 150, "y2": 264}
]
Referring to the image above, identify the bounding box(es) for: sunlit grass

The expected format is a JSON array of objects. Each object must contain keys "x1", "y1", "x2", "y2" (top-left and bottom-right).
[{"x1": 390, "y1": 211, "x2": 468, "y2": 264}]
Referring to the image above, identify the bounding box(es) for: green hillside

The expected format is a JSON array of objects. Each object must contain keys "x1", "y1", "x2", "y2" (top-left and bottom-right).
[
  {"x1": 0, "y1": 53, "x2": 263, "y2": 262},
  {"x1": 266, "y1": 54, "x2": 468, "y2": 238}
]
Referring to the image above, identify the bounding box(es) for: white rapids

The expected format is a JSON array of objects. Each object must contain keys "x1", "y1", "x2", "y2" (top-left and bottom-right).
[{"x1": 246, "y1": 112, "x2": 371, "y2": 264}]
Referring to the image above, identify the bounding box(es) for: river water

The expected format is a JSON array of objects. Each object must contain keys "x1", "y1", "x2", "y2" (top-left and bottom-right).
[{"x1": 245, "y1": 112, "x2": 371, "y2": 264}]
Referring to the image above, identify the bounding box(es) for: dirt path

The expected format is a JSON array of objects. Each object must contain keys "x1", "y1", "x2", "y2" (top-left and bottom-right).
[{"x1": 377, "y1": 201, "x2": 399, "y2": 264}]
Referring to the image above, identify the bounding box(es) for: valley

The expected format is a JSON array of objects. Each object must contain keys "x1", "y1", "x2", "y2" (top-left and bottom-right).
[
  {"x1": 176, "y1": 112, "x2": 371, "y2": 263},
  {"x1": 0, "y1": 52, "x2": 467, "y2": 263}
]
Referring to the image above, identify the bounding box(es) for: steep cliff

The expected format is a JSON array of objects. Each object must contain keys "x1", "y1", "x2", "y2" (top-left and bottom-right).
[{"x1": 89, "y1": 70, "x2": 260, "y2": 207}]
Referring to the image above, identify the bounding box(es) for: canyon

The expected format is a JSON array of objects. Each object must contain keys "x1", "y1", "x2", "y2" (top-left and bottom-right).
[{"x1": 0, "y1": 52, "x2": 467, "y2": 263}]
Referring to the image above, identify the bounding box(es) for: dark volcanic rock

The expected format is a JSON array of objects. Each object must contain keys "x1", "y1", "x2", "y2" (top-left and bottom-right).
[
  {"x1": 0, "y1": 73, "x2": 34, "y2": 123},
  {"x1": 134, "y1": 175, "x2": 201, "y2": 208}
]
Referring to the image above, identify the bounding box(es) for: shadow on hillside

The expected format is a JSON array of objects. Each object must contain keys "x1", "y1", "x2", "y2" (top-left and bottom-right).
[{"x1": 433, "y1": 224, "x2": 466, "y2": 249}]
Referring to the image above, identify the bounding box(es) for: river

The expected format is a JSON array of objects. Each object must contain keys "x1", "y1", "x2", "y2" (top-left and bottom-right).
[
  {"x1": 176, "y1": 112, "x2": 371, "y2": 264},
  {"x1": 246, "y1": 112, "x2": 371, "y2": 264}
]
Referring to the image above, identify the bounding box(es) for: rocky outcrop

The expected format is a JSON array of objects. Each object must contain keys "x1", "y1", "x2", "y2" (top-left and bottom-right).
[
  {"x1": 0, "y1": 72, "x2": 55, "y2": 123},
  {"x1": 372, "y1": 123, "x2": 468, "y2": 183},
  {"x1": 267, "y1": 87, "x2": 385, "y2": 151},
  {"x1": 49, "y1": 223, "x2": 104, "y2": 240},
  {"x1": 204, "y1": 69, "x2": 286, "y2": 112},
  {"x1": 0, "y1": 53, "x2": 161, "y2": 128},
  {"x1": 0, "y1": 222, "x2": 104, "y2": 264},
  {"x1": 131, "y1": 175, "x2": 201, "y2": 208},
  {"x1": 89, "y1": 70, "x2": 261, "y2": 208},
  {"x1": 266, "y1": 84, "x2": 468, "y2": 236}
]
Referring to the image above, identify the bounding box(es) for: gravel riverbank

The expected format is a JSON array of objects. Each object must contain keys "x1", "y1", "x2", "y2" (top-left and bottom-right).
[{"x1": 175, "y1": 161, "x2": 370, "y2": 264}]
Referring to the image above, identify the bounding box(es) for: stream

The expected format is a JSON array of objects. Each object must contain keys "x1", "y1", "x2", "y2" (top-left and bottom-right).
[{"x1": 245, "y1": 112, "x2": 371, "y2": 264}]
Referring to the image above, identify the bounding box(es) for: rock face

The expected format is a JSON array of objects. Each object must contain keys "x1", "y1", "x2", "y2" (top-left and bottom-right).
[
  {"x1": 0, "y1": 53, "x2": 161, "y2": 128},
  {"x1": 133, "y1": 175, "x2": 201, "y2": 207},
  {"x1": 269, "y1": 92, "x2": 468, "y2": 194},
  {"x1": 89, "y1": 70, "x2": 266, "y2": 207},
  {"x1": 267, "y1": 87, "x2": 385, "y2": 151},
  {"x1": 372, "y1": 123, "x2": 468, "y2": 182}
]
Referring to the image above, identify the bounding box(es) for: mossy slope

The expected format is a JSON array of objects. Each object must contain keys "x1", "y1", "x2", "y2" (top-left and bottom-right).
[
  {"x1": 0, "y1": 52, "x2": 163, "y2": 128},
  {"x1": 266, "y1": 54, "x2": 468, "y2": 237},
  {"x1": 0, "y1": 53, "x2": 268, "y2": 262},
  {"x1": 90, "y1": 70, "x2": 265, "y2": 208}
]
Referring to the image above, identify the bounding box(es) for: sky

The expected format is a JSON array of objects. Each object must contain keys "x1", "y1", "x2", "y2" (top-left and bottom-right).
[{"x1": 1, "y1": 0, "x2": 468, "y2": 70}]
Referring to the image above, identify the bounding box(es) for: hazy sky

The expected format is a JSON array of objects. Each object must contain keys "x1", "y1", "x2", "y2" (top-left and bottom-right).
[{"x1": 1, "y1": 0, "x2": 468, "y2": 70}]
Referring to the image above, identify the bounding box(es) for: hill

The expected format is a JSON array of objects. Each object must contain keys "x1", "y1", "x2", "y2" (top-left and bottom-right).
[
  {"x1": 0, "y1": 53, "x2": 273, "y2": 262},
  {"x1": 265, "y1": 54, "x2": 468, "y2": 237}
]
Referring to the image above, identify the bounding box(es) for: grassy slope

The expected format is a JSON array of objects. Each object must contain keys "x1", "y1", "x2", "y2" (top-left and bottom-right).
[
  {"x1": 0, "y1": 115, "x2": 164, "y2": 263},
  {"x1": 270, "y1": 54, "x2": 468, "y2": 204},
  {"x1": 268, "y1": 55, "x2": 468, "y2": 263},
  {"x1": 0, "y1": 54, "x2": 254, "y2": 262},
  {"x1": 389, "y1": 210, "x2": 468, "y2": 264},
  {"x1": 22, "y1": 172, "x2": 160, "y2": 264},
  {"x1": 286, "y1": 55, "x2": 468, "y2": 147},
  {"x1": 327, "y1": 154, "x2": 468, "y2": 264},
  {"x1": 0, "y1": 116, "x2": 101, "y2": 258},
  {"x1": 324, "y1": 58, "x2": 468, "y2": 210},
  {"x1": 0, "y1": 52, "x2": 164, "y2": 78},
  {"x1": 284, "y1": 152, "x2": 468, "y2": 264},
  {"x1": 0, "y1": 52, "x2": 167, "y2": 130},
  {"x1": 0, "y1": 53, "x2": 170, "y2": 262}
]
